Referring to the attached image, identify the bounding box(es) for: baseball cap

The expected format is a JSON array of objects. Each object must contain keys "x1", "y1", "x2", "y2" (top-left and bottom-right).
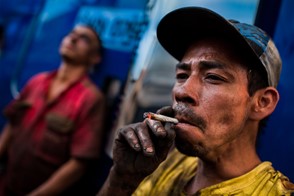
[{"x1": 157, "y1": 7, "x2": 282, "y2": 87}]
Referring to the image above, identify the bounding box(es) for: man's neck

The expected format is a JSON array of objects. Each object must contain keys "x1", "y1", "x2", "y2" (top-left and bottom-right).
[
  {"x1": 56, "y1": 62, "x2": 88, "y2": 84},
  {"x1": 185, "y1": 141, "x2": 261, "y2": 194},
  {"x1": 46, "y1": 62, "x2": 88, "y2": 103}
]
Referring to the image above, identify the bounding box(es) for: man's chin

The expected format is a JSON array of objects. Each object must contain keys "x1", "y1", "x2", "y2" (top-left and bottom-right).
[{"x1": 175, "y1": 140, "x2": 199, "y2": 157}]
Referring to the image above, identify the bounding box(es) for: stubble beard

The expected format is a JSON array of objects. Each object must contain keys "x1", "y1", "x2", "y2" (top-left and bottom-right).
[
  {"x1": 173, "y1": 103, "x2": 208, "y2": 157},
  {"x1": 175, "y1": 136, "x2": 208, "y2": 158}
]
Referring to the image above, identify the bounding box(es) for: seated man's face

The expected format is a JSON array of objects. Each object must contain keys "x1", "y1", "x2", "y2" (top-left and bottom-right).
[
  {"x1": 172, "y1": 37, "x2": 253, "y2": 160},
  {"x1": 59, "y1": 25, "x2": 100, "y2": 65}
]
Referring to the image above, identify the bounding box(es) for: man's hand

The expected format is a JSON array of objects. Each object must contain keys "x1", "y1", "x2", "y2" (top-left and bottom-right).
[
  {"x1": 98, "y1": 106, "x2": 176, "y2": 196},
  {"x1": 113, "y1": 119, "x2": 175, "y2": 175}
]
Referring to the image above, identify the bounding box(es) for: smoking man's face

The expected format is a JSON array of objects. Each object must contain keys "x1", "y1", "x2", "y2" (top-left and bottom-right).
[{"x1": 172, "y1": 37, "x2": 253, "y2": 159}]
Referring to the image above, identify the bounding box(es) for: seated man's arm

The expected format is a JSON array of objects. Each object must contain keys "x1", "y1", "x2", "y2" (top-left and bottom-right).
[
  {"x1": 0, "y1": 124, "x2": 13, "y2": 158},
  {"x1": 28, "y1": 158, "x2": 87, "y2": 196}
]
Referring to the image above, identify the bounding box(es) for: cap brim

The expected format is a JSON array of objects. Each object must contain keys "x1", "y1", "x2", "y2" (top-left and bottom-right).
[{"x1": 157, "y1": 7, "x2": 254, "y2": 61}]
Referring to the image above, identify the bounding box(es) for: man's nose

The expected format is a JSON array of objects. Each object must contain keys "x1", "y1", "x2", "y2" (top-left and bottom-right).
[
  {"x1": 173, "y1": 79, "x2": 199, "y2": 106},
  {"x1": 69, "y1": 34, "x2": 78, "y2": 43}
]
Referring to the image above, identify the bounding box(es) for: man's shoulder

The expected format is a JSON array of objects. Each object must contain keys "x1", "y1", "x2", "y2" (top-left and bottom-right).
[
  {"x1": 79, "y1": 77, "x2": 105, "y2": 100},
  {"x1": 277, "y1": 170, "x2": 294, "y2": 192},
  {"x1": 251, "y1": 164, "x2": 294, "y2": 195},
  {"x1": 210, "y1": 162, "x2": 294, "y2": 195},
  {"x1": 26, "y1": 71, "x2": 52, "y2": 86}
]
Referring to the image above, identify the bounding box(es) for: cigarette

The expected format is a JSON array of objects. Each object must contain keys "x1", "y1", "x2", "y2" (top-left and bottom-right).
[{"x1": 143, "y1": 112, "x2": 179, "y2": 124}]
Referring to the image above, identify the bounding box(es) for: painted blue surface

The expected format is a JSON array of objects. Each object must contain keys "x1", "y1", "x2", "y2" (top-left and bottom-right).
[
  {"x1": 257, "y1": 0, "x2": 294, "y2": 181},
  {"x1": 0, "y1": 0, "x2": 46, "y2": 127}
]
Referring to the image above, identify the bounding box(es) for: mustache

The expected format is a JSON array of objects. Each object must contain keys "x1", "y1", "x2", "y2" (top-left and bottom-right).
[{"x1": 173, "y1": 103, "x2": 207, "y2": 132}]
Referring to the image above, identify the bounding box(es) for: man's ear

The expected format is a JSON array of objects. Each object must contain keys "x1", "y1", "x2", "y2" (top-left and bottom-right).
[{"x1": 250, "y1": 87, "x2": 280, "y2": 120}]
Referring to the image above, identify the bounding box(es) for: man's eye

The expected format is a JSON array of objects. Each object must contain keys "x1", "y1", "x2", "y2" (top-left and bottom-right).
[
  {"x1": 176, "y1": 73, "x2": 188, "y2": 81},
  {"x1": 206, "y1": 74, "x2": 226, "y2": 82},
  {"x1": 79, "y1": 35, "x2": 91, "y2": 44}
]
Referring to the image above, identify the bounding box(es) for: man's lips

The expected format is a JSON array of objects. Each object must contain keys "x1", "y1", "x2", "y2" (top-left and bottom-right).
[
  {"x1": 173, "y1": 104, "x2": 207, "y2": 132},
  {"x1": 175, "y1": 116, "x2": 194, "y2": 126},
  {"x1": 175, "y1": 115, "x2": 205, "y2": 133}
]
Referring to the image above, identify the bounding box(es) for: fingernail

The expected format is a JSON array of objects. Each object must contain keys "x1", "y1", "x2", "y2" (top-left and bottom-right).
[
  {"x1": 134, "y1": 143, "x2": 140, "y2": 149},
  {"x1": 156, "y1": 127, "x2": 167, "y2": 137},
  {"x1": 157, "y1": 127, "x2": 164, "y2": 132},
  {"x1": 145, "y1": 147, "x2": 153, "y2": 153}
]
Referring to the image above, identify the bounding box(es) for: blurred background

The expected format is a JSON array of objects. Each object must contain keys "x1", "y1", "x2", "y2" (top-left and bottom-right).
[{"x1": 0, "y1": 0, "x2": 293, "y2": 188}]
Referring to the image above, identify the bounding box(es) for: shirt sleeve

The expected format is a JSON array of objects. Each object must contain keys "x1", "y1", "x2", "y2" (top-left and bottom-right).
[{"x1": 3, "y1": 73, "x2": 47, "y2": 124}]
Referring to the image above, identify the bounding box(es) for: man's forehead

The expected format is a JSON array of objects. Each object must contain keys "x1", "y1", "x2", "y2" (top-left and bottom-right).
[
  {"x1": 184, "y1": 37, "x2": 246, "y2": 63},
  {"x1": 73, "y1": 25, "x2": 98, "y2": 40},
  {"x1": 178, "y1": 47, "x2": 248, "y2": 73}
]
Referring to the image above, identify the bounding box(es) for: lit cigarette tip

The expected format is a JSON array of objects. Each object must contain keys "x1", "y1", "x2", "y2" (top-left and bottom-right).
[{"x1": 143, "y1": 112, "x2": 179, "y2": 124}]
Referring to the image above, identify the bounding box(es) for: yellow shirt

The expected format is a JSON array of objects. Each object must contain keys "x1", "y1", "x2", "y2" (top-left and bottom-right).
[{"x1": 133, "y1": 149, "x2": 294, "y2": 196}]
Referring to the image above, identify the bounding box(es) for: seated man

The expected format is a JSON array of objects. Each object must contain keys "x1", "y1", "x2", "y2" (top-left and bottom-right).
[
  {"x1": 0, "y1": 24, "x2": 106, "y2": 195},
  {"x1": 98, "y1": 7, "x2": 294, "y2": 196}
]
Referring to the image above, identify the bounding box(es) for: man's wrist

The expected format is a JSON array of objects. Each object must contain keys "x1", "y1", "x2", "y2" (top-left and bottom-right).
[
  {"x1": 99, "y1": 166, "x2": 145, "y2": 196},
  {"x1": 111, "y1": 166, "x2": 144, "y2": 188}
]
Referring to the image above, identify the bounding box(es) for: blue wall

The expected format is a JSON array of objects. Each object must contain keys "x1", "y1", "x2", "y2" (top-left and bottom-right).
[{"x1": 257, "y1": 0, "x2": 294, "y2": 181}]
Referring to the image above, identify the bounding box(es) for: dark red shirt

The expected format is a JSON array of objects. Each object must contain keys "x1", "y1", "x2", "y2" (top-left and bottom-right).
[{"x1": 2, "y1": 71, "x2": 105, "y2": 195}]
